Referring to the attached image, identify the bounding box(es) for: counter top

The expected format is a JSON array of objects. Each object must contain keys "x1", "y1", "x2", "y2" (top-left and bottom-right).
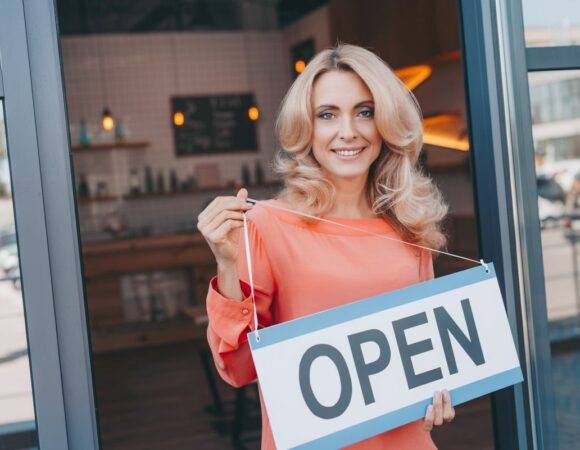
[
  {"x1": 82, "y1": 231, "x2": 206, "y2": 256},
  {"x1": 82, "y1": 231, "x2": 214, "y2": 278}
]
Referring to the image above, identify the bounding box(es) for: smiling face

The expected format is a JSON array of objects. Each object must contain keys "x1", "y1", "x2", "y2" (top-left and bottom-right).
[{"x1": 310, "y1": 70, "x2": 383, "y2": 186}]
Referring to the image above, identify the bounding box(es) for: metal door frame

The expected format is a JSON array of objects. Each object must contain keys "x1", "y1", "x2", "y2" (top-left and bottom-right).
[
  {"x1": 1, "y1": 0, "x2": 562, "y2": 448},
  {"x1": 0, "y1": 0, "x2": 69, "y2": 448},
  {"x1": 0, "y1": 0, "x2": 99, "y2": 448}
]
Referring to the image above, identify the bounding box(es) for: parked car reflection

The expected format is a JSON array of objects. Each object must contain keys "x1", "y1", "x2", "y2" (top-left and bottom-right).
[{"x1": 537, "y1": 174, "x2": 566, "y2": 228}]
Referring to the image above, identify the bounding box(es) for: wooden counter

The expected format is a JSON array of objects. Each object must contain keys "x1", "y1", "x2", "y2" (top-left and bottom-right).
[
  {"x1": 82, "y1": 232, "x2": 215, "y2": 353},
  {"x1": 82, "y1": 232, "x2": 213, "y2": 278}
]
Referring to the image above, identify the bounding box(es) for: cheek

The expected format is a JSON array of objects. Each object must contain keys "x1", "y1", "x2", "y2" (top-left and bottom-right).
[
  {"x1": 312, "y1": 124, "x2": 335, "y2": 146},
  {"x1": 361, "y1": 122, "x2": 382, "y2": 145}
]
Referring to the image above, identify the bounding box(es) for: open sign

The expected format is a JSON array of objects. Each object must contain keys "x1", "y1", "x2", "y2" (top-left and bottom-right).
[{"x1": 249, "y1": 263, "x2": 522, "y2": 450}]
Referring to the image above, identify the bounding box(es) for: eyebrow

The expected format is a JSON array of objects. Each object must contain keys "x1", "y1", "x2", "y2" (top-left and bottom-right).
[{"x1": 315, "y1": 100, "x2": 374, "y2": 112}]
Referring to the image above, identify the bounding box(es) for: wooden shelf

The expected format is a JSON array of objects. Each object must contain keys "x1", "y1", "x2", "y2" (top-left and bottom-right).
[
  {"x1": 78, "y1": 195, "x2": 119, "y2": 204},
  {"x1": 90, "y1": 317, "x2": 205, "y2": 354},
  {"x1": 71, "y1": 141, "x2": 150, "y2": 152},
  {"x1": 123, "y1": 181, "x2": 282, "y2": 200},
  {"x1": 82, "y1": 231, "x2": 207, "y2": 258},
  {"x1": 76, "y1": 181, "x2": 282, "y2": 204}
]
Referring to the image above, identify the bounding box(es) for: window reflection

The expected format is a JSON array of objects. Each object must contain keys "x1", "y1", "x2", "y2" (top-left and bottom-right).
[
  {"x1": 529, "y1": 70, "x2": 580, "y2": 449},
  {"x1": 0, "y1": 102, "x2": 38, "y2": 447},
  {"x1": 523, "y1": 0, "x2": 580, "y2": 47}
]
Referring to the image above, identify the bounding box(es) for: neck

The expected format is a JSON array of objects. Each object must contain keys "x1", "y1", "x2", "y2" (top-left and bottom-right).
[{"x1": 326, "y1": 173, "x2": 375, "y2": 219}]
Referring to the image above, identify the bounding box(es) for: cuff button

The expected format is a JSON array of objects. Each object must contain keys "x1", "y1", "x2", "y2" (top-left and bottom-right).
[{"x1": 242, "y1": 308, "x2": 250, "y2": 315}]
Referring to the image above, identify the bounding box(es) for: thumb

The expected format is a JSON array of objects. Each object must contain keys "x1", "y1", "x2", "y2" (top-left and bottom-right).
[{"x1": 237, "y1": 188, "x2": 248, "y2": 203}]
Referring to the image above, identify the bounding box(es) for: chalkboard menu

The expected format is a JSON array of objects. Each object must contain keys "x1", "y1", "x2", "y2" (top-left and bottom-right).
[{"x1": 172, "y1": 94, "x2": 258, "y2": 156}]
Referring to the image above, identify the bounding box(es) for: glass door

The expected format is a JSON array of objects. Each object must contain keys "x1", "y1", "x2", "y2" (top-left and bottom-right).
[
  {"x1": 56, "y1": 0, "x2": 495, "y2": 448},
  {"x1": 481, "y1": 0, "x2": 580, "y2": 448},
  {"x1": 0, "y1": 1, "x2": 93, "y2": 449},
  {"x1": 519, "y1": 1, "x2": 580, "y2": 448},
  {"x1": 0, "y1": 0, "x2": 551, "y2": 449}
]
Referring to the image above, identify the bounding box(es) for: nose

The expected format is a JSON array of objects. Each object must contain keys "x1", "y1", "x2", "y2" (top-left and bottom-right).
[{"x1": 338, "y1": 116, "x2": 357, "y2": 141}]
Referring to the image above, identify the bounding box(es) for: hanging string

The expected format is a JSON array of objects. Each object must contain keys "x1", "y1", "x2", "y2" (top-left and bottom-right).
[
  {"x1": 243, "y1": 213, "x2": 260, "y2": 342},
  {"x1": 247, "y1": 198, "x2": 487, "y2": 267},
  {"x1": 242, "y1": 197, "x2": 490, "y2": 341}
]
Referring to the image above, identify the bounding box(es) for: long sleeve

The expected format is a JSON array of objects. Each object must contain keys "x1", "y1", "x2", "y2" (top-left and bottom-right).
[{"x1": 205, "y1": 216, "x2": 276, "y2": 387}]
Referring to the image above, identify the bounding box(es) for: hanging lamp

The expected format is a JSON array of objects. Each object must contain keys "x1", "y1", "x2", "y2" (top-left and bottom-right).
[{"x1": 96, "y1": 36, "x2": 115, "y2": 131}]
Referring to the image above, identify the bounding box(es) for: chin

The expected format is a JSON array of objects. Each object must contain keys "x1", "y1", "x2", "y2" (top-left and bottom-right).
[{"x1": 325, "y1": 165, "x2": 370, "y2": 180}]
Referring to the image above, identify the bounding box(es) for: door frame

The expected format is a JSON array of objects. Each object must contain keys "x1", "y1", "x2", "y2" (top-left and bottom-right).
[
  {"x1": 0, "y1": 0, "x2": 99, "y2": 448},
  {"x1": 0, "y1": 0, "x2": 70, "y2": 448},
  {"x1": 1, "y1": 0, "x2": 556, "y2": 448},
  {"x1": 502, "y1": 0, "x2": 580, "y2": 448}
]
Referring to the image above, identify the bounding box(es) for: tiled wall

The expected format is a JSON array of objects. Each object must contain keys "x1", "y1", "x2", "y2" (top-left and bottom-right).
[
  {"x1": 61, "y1": 5, "x2": 332, "y2": 240},
  {"x1": 62, "y1": 31, "x2": 291, "y2": 186}
]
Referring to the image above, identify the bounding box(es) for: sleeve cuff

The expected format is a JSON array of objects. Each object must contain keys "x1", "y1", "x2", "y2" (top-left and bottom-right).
[{"x1": 206, "y1": 276, "x2": 255, "y2": 350}]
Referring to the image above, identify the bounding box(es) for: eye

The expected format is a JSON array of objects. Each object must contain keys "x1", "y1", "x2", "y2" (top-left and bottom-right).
[
  {"x1": 317, "y1": 111, "x2": 335, "y2": 120},
  {"x1": 358, "y1": 108, "x2": 374, "y2": 118}
]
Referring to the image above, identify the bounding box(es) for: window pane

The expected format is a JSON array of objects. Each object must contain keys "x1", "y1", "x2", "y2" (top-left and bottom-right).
[
  {"x1": 523, "y1": 0, "x2": 580, "y2": 47},
  {"x1": 0, "y1": 101, "x2": 38, "y2": 448},
  {"x1": 529, "y1": 70, "x2": 580, "y2": 449}
]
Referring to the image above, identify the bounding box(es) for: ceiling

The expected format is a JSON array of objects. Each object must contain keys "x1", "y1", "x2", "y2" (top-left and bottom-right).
[{"x1": 56, "y1": 0, "x2": 330, "y2": 35}]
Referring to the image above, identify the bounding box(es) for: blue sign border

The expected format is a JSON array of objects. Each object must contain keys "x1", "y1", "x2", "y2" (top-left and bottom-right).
[
  {"x1": 249, "y1": 262, "x2": 524, "y2": 449},
  {"x1": 291, "y1": 367, "x2": 522, "y2": 449},
  {"x1": 249, "y1": 263, "x2": 497, "y2": 350}
]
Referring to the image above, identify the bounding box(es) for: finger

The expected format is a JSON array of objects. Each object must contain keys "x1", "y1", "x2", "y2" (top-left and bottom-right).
[
  {"x1": 442, "y1": 390, "x2": 455, "y2": 422},
  {"x1": 208, "y1": 219, "x2": 244, "y2": 243},
  {"x1": 199, "y1": 196, "x2": 243, "y2": 226},
  {"x1": 197, "y1": 196, "x2": 221, "y2": 222},
  {"x1": 423, "y1": 405, "x2": 434, "y2": 431},
  {"x1": 237, "y1": 188, "x2": 249, "y2": 202},
  {"x1": 447, "y1": 405, "x2": 456, "y2": 423},
  {"x1": 203, "y1": 209, "x2": 245, "y2": 234},
  {"x1": 198, "y1": 195, "x2": 249, "y2": 225},
  {"x1": 198, "y1": 196, "x2": 251, "y2": 228},
  {"x1": 433, "y1": 391, "x2": 443, "y2": 426}
]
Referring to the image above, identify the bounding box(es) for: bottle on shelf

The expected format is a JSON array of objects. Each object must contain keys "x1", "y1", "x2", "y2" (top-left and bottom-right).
[
  {"x1": 79, "y1": 120, "x2": 90, "y2": 146},
  {"x1": 170, "y1": 169, "x2": 179, "y2": 193},
  {"x1": 241, "y1": 163, "x2": 251, "y2": 186},
  {"x1": 156, "y1": 170, "x2": 166, "y2": 194},
  {"x1": 144, "y1": 166, "x2": 154, "y2": 194},
  {"x1": 78, "y1": 173, "x2": 90, "y2": 198},
  {"x1": 254, "y1": 159, "x2": 264, "y2": 186},
  {"x1": 114, "y1": 120, "x2": 125, "y2": 144},
  {"x1": 190, "y1": 173, "x2": 198, "y2": 191},
  {"x1": 129, "y1": 168, "x2": 141, "y2": 196}
]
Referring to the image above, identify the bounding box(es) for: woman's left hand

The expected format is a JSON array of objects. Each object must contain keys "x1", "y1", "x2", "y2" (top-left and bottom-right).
[{"x1": 423, "y1": 389, "x2": 455, "y2": 431}]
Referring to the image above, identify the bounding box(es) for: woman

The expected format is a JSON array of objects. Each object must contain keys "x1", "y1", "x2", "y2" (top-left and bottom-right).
[{"x1": 197, "y1": 44, "x2": 455, "y2": 449}]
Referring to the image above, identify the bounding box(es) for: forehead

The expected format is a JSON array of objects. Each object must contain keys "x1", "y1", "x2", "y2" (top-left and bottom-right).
[{"x1": 311, "y1": 70, "x2": 373, "y2": 106}]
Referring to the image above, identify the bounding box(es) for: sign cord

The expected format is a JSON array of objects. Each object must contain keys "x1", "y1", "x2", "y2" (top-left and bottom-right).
[{"x1": 242, "y1": 197, "x2": 490, "y2": 342}]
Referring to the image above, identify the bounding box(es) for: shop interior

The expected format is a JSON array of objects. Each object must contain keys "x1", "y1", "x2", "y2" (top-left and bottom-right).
[{"x1": 53, "y1": 0, "x2": 491, "y2": 449}]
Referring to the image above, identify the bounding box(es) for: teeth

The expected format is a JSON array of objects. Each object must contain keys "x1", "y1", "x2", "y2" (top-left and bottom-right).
[{"x1": 335, "y1": 148, "x2": 363, "y2": 156}]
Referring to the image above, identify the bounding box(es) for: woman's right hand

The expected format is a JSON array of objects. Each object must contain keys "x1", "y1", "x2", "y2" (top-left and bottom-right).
[{"x1": 196, "y1": 188, "x2": 253, "y2": 268}]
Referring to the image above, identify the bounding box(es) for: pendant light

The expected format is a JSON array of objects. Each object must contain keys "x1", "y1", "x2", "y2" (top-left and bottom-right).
[
  {"x1": 172, "y1": 33, "x2": 184, "y2": 127},
  {"x1": 96, "y1": 36, "x2": 115, "y2": 131},
  {"x1": 243, "y1": 34, "x2": 259, "y2": 122},
  {"x1": 294, "y1": 59, "x2": 306, "y2": 74},
  {"x1": 101, "y1": 107, "x2": 114, "y2": 131}
]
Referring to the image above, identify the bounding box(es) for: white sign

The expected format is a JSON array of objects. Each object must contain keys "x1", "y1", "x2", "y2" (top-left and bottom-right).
[{"x1": 248, "y1": 263, "x2": 522, "y2": 450}]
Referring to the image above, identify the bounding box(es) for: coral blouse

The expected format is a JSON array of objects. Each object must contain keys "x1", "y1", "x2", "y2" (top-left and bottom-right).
[{"x1": 205, "y1": 198, "x2": 437, "y2": 449}]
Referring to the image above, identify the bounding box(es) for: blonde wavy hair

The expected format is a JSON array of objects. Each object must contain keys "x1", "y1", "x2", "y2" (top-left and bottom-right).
[{"x1": 273, "y1": 43, "x2": 448, "y2": 251}]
